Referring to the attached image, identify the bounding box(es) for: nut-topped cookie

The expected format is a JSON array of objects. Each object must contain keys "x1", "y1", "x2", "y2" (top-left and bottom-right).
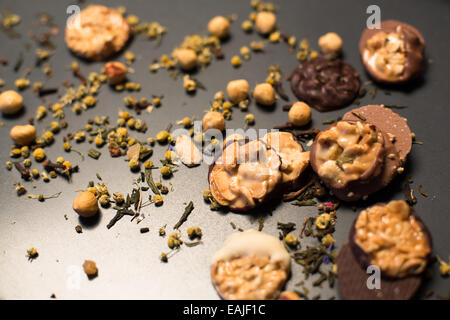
[
  {"x1": 359, "y1": 20, "x2": 425, "y2": 83},
  {"x1": 65, "y1": 5, "x2": 131, "y2": 61},
  {"x1": 208, "y1": 139, "x2": 282, "y2": 211},
  {"x1": 261, "y1": 132, "x2": 310, "y2": 192},
  {"x1": 211, "y1": 230, "x2": 290, "y2": 300},
  {"x1": 337, "y1": 200, "x2": 432, "y2": 300}
]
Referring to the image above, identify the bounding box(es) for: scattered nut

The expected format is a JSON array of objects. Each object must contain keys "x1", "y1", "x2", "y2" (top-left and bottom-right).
[
  {"x1": 104, "y1": 61, "x2": 127, "y2": 85},
  {"x1": 174, "y1": 48, "x2": 198, "y2": 71},
  {"x1": 10, "y1": 124, "x2": 36, "y2": 146},
  {"x1": 83, "y1": 260, "x2": 98, "y2": 278},
  {"x1": 226, "y1": 79, "x2": 250, "y2": 104},
  {"x1": 255, "y1": 11, "x2": 276, "y2": 35},
  {"x1": 73, "y1": 191, "x2": 99, "y2": 218},
  {"x1": 202, "y1": 111, "x2": 225, "y2": 131},
  {"x1": 0, "y1": 90, "x2": 23, "y2": 115},
  {"x1": 318, "y1": 32, "x2": 343, "y2": 55},
  {"x1": 253, "y1": 83, "x2": 276, "y2": 106},
  {"x1": 208, "y1": 16, "x2": 230, "y2": 39},
  {"x1": 288, "y1": 101, "x2": 312, "y2": 126}
]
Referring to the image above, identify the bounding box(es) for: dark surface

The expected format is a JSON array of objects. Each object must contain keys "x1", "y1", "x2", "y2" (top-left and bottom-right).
[{"x1": 0, "y1": 0, "x2": 449, "y2": 299}]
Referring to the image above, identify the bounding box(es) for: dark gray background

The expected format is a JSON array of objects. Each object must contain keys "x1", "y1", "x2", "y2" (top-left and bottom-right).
[{"x1": 0, "y1": 0, "x2": 448, "y2": 299}]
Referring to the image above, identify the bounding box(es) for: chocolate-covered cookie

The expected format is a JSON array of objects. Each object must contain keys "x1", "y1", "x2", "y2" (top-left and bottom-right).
[
  {"x1": 290, "y1": 57, "x2": 360, "y2": 112},
  {"x1": 343, "y1": 105, "x2": 412, "y2": 164},
  {"x1": 359, "y1": 20, "x2": 425, "y2": 84},
  {"x1": 208, "y1": 139, "x2": 282, "y2": 212},
  {"x1": 338, "y1": 200, "x2": 432, "y2": 300},
  {"x1": 310, "y1": 120, "x2": 401, "y2": 201}
]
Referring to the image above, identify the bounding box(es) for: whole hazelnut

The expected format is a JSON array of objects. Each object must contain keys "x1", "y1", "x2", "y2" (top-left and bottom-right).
[
  {"x1": 318, "y1": 32, "x2": 343, "y2": 55},
  {"x1": 208, "y1": 16, "x2": 230, "y2": 39},
  {"x1": 83, "y1": 260, "x2": 98, "y2": 278},
  {"x1": 226, "y1": 79, "x2": 250, "y2": 104},
  {"x1": 73, "y1": 191, "x2": 99, "y2": 218},
  {"x1": 253, "y1": 83, "x2": 276, "y2": 106},
  {"x1": 104, "y1": 61, "x2": 127, "y2": 85},
  {"x1": 174, "y1": 48, "x2": 198, "y2": 71},
  {"x1": 288, "y1": 102, "x2": 312, "y2": 126},
  {"x1": 10, "y1": 124, "x2": 36, "y2": 146},
  {"x1": 255, "y1": 11, "x2": 276, "y2": 35},
  {"x1": 202, "y1": 111, "x2": 225, "y2": 131},
  {"x1": 0, "y1": 90, "x2": 24, "y2": 115}
]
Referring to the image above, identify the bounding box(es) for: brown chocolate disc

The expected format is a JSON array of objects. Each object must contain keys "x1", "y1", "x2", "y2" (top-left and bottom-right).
[
  {"x1": 343, "y1": 105, "x2": 412, "y2": 164},
  {"x1": 290, "y1": 57, "x2": 360, "y2": 112},
  {"x1": 359, "y1": 20, "x2": 425, "y2": 83},
  {"x1": 337, "y1": 243, "x2": 422, "y2": 300}
]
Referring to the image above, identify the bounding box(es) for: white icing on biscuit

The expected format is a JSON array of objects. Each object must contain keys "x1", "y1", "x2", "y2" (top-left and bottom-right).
[{"x1": 211, "y1": 229, "x2": 291, "y2": 268}]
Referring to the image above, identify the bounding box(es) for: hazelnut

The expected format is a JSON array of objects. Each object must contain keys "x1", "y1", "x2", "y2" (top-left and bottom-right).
[
  {"x1": 288, "y1": 102, "x2": 312, "y2": 126},
  {"x1": 0, "y1": 90, "x2": 23, "y2": 115},
  {"x1": 83, "y1": 260, "x2": 98, "y2": 278},
  {"x1": 174, "y1": 48, "x2": 198, "y2": 71},
  {"x1": 208, "y1": 16, "x2": 230, "y2": 39},
  {"x1": 10, "y1": 124, "x2": 36, "y2": 146},
  {"x1": 226, "y1": 79, "x2": 250, "y2": 104},
  {"x1": 202, "y1": 111, "x2": 225, "y2": 131},
  {"x1": 104, "y1": 61, "x2": 127, "y2": 85},
  {"x1": 253, "y1": 83, "x2": 276, "y2": 106},
  {"x1": 255, "y1": 11, "x2": 276, "y2": 35},
  {"x1": 73, "y1": 191, "x2": 99, "y2": 218},
  {"x1": 318, "y1": 32, "x2": 343, "y2": 55}
]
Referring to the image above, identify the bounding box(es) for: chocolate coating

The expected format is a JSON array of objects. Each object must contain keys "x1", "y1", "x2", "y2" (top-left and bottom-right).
[
  {"x1": 290, "y1": 57, "x2": 360, "y2": 112},
  {"x1": 343, "y1": 105, "x2": 412, "y2": 164},
  {"x1": 337, "y1": 244, "x2": 422, "y2": 300},
  {"x1": 359, "y1": 20, "x2": 425, "y2": 84}
]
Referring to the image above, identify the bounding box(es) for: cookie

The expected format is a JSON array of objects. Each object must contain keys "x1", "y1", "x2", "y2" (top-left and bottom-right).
[
  {"x1": 349, "y1": 200, "x2": 432, "y2": 279},
  {"x1": 310, "y1": 120, "x2": 396, "y2": 201},
  {"x1": 208, "y1": 139, "x2": 282, "y2": 212},
  {"x1": 261, "y1": 131, "x2": 310, "y2": 192},
  {"x1": 359, "y1": 20, "x2": 425, "y2": 83},
  {"x1": 343, "y1": 105, "x2": 412, "y2": 164},
  {"x1": 211, "y1": 230, "x2": 290, "y2": 300},
  {"x1": 65, "y1": 5, "x2": 132, "y2": 61},
  {"x1": 290, "y1": 57, "x2": 360, "y2": 112},
  {"x1": 338, "y1": 200, "x2": 432, "y2": 300}
]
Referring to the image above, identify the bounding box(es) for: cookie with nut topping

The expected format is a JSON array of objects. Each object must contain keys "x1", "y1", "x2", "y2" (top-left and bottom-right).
[
  {"x1": 261, "y1": 131, "x2": 310, "y2": 193},
  {"x1": 311, "y1": 105, "x2": 411, "y2": 202},
  {"x1": 211, "y1": 230, "x2": 291, "y2": 300},
  {"x1": 208, "y1": 139, "x2": 282, "y2": 212},
  {"x1": 337, "y1": 200, "x2": 432, "y2": 300},
  {"x1": 359, "y1": 20, "x2": 425, "y2": 84},
  {"x1": 343, "y1": 104, "x2": 412, "y2": 164},
  {"x1": 65, "y1": 5, "x2": 132, "y2": 61}
]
